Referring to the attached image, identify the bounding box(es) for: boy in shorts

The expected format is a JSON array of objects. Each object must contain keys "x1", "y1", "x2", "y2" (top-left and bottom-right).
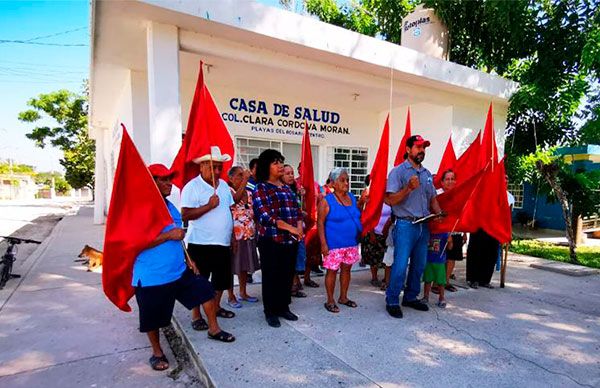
[{"x1": 422, "y1": 232, "x2": 453, "y2": 308}]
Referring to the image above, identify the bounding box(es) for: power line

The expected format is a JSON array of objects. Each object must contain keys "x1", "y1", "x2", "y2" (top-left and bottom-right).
[
  {"x1": 0, "y1": 40, "x2": 87, "y2": 47},
  {"x1": 22, "y1": 27, "x2": 88, "y2": 43}
]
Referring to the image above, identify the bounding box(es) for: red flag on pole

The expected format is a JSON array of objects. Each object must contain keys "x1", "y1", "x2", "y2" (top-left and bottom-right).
[
  {"x1": 300, "y1": 120, "x2": 317, "y2": 229},
  {"x1": 480, "y1": 103, "x2": 497, "y2": 170},
  {"x1": 171, "y1": 62, "x2": 234, "y2": 189},
  {"x1": 102, "y1": 125, "x2": 173, "y2": 312},
  {"x1": 430, "y1": 159, "x2": 512, "y2": 244},
  {"x1": 453, "y1": 133, "x2": 482, "y2": 186},
  {"x1": 434, "y1": 135, "x2": 457, "y2": 188},
  {"x1": 393, "y1": 107, "x2": 411, "y2": 167},
  {"x1": 458, "y1": 159, "x2": 512, "y2": 243},
  {"x1": 361, "y1": 114, "x2": 390, "y2": 235}
]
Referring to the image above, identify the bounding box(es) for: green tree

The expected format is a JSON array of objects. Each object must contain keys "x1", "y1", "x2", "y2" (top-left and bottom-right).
[
  {"x1": 0, "y1": 161, "x2": 35, "y2": 175},
  {"x1": 18, "y1": 87, "x2": 95, "y2": 190},
  {"x1": 34, "y1": 171, "x2": 72, "y2": 195},
  {"x1": 517, "y1": 148, "x2": 600, "y2": 263},
  {"x1": 302, "y1": 0, "x2": 599, "y2": 153}
]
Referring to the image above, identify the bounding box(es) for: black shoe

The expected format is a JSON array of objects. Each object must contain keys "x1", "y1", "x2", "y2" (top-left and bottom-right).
[
  {"x1": 265, "y1": 315, "x2": 281, "y2": 327},
  {"x1": 386, "y1": 305, "x2": 403, "y2": 318},
  {"x1": 279, "y1": 311, "x2": 298, "y2": 321},
  {"x1": 402, "y1": 299, "x2": 429, "y2": 311},
  {"x1": 247, "y1": 273, "x2": 254, "y2": 283},
  {"x1": 311, "y1": 267, "x2": 324, "y2": 275},
  {"x1": 468, "y1": 281, "x2": 479, "y2": 289}
]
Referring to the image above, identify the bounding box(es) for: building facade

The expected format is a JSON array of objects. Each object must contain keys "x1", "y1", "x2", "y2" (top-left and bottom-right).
[{"x1": 89, "y1": 0, "x2": 518, "y2": 224}]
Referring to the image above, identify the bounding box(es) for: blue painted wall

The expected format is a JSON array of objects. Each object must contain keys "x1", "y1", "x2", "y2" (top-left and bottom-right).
[{"x1": 512, "y1": 144, "x2": 599, "y2": 231}]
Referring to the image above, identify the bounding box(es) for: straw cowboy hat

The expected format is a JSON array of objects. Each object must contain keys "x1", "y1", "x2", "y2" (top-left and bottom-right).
[{"x1": 192, "y1": 146, "x2": 232, "y2": 164}]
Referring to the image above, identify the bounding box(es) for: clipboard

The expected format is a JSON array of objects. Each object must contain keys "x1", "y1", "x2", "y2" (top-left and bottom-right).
[{"x1": 411, "y1": 212, "x2": 445, "y2": 225}]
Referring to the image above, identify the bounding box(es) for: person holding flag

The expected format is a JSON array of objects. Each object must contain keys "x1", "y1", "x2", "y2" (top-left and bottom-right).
[
  {"x1": 384, "y1": 135, "x2": 443, "y2": 318},
  {"x1": 181, "y1": 146, "x2": 237, "y2": 328},
  {"x1": 135, "y1": 164, "x2": 235, "y2": 371}
]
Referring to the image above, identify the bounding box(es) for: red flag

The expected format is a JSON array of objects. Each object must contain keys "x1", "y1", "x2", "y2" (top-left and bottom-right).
[
  {"x1": 361, "y1": 115, "x2": 390, "y2": 235},
  {"x1": 300, "y1": 120, "x2": 317, "y2": 229},
  {"x1": 429, "y1": 169, "x2": 486, "y2": 235},
  {"x1": 434, "y1": 135, "x2": 457, "y2": 188},
  {"x1": 393, "y1": 107, "x2": 411, "y2": 167},
  {"x1": 459, "y1": 159, "x2": 512, "y2": 243},
  {"x1": 480, "y1": 103, "x2": 497, "y2": 170},
  {"x1": 102, "y1": 125, "x2": 173, "y2": 312},
  {"x1": 171, "y1": 62, "x2": 234, "y2": 188},
  {"x1": 453, "y1": 133, "x2": 482, "y2": 186},
  {"x1": 431, "y1": 159, "x2": 512, "y2": 244}
]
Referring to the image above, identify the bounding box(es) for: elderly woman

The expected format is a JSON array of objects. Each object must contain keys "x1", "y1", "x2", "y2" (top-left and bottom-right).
[
  {"x1": 228, "y1": 166, "x2": 260, "y2": 304},
  {"x1": 252, "y1": 149, "x2": 303, "y2": 328},
  {"x1": 318, "y1": 167, "x2": 362, "y2": 313}
]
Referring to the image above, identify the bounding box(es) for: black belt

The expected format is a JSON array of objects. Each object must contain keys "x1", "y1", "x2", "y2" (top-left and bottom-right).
[{"x1": 396, "y1": 216, "x2": 420, "y2": 222}]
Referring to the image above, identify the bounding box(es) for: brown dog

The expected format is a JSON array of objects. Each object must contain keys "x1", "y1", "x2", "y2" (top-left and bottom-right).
[{"x1": 76, "y1": 245, "x2": 103, "y2": 272}]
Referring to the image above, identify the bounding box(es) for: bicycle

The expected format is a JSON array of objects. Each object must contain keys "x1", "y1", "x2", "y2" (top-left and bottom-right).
[{"x1": 0, "y1": 236, "x2": 41, "y2": 289}]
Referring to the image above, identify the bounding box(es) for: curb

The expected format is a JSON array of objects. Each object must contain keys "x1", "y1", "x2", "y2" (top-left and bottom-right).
[{"x1": 170, "y1": 314, "x2": 216, "y2": 388}]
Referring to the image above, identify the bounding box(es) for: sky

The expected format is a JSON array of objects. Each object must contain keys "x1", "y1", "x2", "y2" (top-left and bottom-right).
[{"x1": 0, "y1": 0, "x2": 288, "y2": 173}]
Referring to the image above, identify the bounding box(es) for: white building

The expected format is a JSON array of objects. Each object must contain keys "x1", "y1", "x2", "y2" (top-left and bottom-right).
[{"x1": 89, "y1": 0, "x2": 518, "y2": 224}]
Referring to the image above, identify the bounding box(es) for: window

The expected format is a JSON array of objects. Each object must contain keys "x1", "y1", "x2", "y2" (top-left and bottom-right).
[
  {"x1": 235, "y1": 138, "x2": 282, "y2": 168},
  {"x1": 508, "y1": 183, "x2": 524, "y2": 209},
  {"x1": 235, "y1": 137, "x2": 320, "y2": 180},
  {"x1": 327, "y1": 146, "x2": 368, "y2": 196}
]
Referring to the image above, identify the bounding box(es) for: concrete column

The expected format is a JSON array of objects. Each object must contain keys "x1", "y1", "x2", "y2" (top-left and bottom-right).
[
  {"x1": 146, "y1": 22, "x2": 182, "y2": 167},
  {"x1": 92, "y1": 126, "x2": 106, "y2": 225},
  {"x1": 130, "y1": 70, "x2": 151, "y2": 162}
]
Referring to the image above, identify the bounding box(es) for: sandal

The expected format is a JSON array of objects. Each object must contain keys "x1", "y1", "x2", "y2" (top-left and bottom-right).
[
  {"x1": 380, "y1": 282, "x2": 387, "y2": 291},
  {"x1": 208, "y1": 330, "x2": 236, "y2": 343},
  {"x1": 480, "y1": 283, "x2": 495, "y2": 289},
  {"x1": 291, "y1": 290, "x2": 307, "y2": 298},
  {"x1": 227, "y1": 299, "x2": 243, "y2": 309},
  {"x1": 304, "y1": 279, "x2": 319, "y2": 288},
  {"x1": 370, "y1": 279, "x2": 382, "y2": 287},
  {"x1": 217, "y1": 308, "x2": 236, "y2": 319},
  {"x1": 445, "y1": 284, "x2": 458, "y2": 292},
  {"x1": 324, "y1": 303, "x2": 339, "y2": 313},
  {"x1": 437, "y1": 301, "x2": 447, "y2": 308},
  {"x1": 238, "y1": 295, "x2": 259, "y2": 303},
  {"x1": 149, "y1": 354, "x2": 169, "y2": 371},
  {"x1": 338, "y1": 299, "x2": 357, "y2": 308},
  {"x1": 191, "y1": 318, "x2": 208, "y2": 331}
]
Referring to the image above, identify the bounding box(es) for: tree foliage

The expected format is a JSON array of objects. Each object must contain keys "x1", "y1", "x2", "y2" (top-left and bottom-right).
[
  {"x1": 18, "y1": 86, "x2": 94, "y2": 190},
  {"x1": 303, "y1": 0, "x2": 600, "y2": 156}
]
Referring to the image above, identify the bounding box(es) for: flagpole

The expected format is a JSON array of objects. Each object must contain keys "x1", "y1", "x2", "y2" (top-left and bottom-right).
[{"x1": 209, "y1": 154, "x2": 216, "y2": 193}]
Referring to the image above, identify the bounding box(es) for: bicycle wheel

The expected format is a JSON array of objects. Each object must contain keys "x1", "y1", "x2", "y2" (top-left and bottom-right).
[{"x1": 0, "y1": 257, "x2": 8, "y2": 289}]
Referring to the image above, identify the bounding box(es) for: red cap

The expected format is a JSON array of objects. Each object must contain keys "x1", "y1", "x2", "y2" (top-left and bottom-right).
[
  {"x1": 148, "y1": 164, "x2": 174, "y2": 178},
  {"x1": 407, "y1": 135, "x2": 431, "y2": 148}
]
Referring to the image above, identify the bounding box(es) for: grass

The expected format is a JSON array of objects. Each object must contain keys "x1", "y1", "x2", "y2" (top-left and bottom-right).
[{"x1": 509, "y1": 239, "x2": 600, "y2": 269}]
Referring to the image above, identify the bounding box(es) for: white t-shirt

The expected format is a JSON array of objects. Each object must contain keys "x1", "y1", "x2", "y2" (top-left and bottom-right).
[
  {"x1": 181, "y1": 177, "x2": 234, "y2": 246},
  {"x1": 507, "y1": 191, "x2": 515, "y2": 207}
]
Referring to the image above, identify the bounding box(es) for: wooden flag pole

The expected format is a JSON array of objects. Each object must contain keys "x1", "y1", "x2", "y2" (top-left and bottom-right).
[
  {"x1": 209, "y1": 154, "x2": 216, "y2": 193},
  {"x1": 500, "y1": 243, "x2": 508, "y2": 288}
]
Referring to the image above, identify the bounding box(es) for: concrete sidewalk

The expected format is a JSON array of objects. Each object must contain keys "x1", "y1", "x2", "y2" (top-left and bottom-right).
[
  {"x1": 0, "y1": 206, "x2": 190, "y2": 387},
  {"x1": 174, "y1": 251, "x2": 600, "y2": 387}
]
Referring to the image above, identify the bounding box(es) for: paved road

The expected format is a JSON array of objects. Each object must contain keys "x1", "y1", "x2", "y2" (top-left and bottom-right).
[{"x1": 0, "y1": 205, "x2": 195, "y2": 387}]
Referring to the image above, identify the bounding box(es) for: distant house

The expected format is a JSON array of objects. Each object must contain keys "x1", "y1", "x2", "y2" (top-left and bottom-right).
[
  {"x1": 511, "y1": 144, "x2": 600, "y2": 231},
  {"x1": 0, "y1": 174, "x2": 38, "y2": 200}
]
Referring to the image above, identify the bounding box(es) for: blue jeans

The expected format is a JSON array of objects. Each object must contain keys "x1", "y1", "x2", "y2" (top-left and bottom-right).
[
  {"x1": 295, "y1": 240, "x2": 307, "y2": 272},
  {"x1": 385, "y1": 219, "x2": 430, "y2": 306}
]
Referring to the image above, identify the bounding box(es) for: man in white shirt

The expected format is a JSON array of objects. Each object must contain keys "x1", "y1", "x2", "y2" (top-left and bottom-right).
[{"x1": 182, "y1": 146, "x2": 236, "y2": 330}]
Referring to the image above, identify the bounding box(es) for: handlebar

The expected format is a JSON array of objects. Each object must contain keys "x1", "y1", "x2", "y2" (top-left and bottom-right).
[{"x1": 0, "y1": 236, "x2": 41, "y2": 245}]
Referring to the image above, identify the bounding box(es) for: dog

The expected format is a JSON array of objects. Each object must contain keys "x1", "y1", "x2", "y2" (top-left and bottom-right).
[{"x1": 76, "y1": 245, "x2": 103, "y2": 272}]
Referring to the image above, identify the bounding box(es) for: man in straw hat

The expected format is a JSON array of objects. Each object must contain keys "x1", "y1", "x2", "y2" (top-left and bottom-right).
[
  {"x1": 181, "y1": 146, "x2": 237, "y2": 330},
  {"x1": 136, "y1": 164, "x2": 234, "y2": 371}
]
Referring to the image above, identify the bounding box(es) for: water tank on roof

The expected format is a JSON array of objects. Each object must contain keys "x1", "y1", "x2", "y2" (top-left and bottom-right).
[{"x1": 401, "y1": 5, "x2": 449, "y2": 60}]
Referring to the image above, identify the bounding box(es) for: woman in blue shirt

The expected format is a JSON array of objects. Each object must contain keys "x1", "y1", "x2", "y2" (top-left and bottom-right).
[{"x1": 317, "y1": 167, "x2": 362, "y2": 313}]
